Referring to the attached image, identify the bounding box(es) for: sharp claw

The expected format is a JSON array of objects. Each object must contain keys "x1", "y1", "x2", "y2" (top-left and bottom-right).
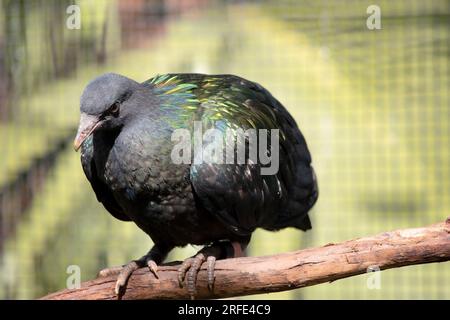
[
  {"x1": 147, "y1": 260, "x2": 159, "y2": 279},
  {"x1": 113, "y1": 260, "x2": 140, "y2": 298},
  {"x1": 115, "y1": 281, "x2": 123, "y2": 296},
  {"x1": 207, "y1": 256, "x2": 216, "y2": 292},
  {"x1": 115, "y1": 273, "x2": 128, "y2": 296},
  {"x1": 186, "y1": 254, "x2": 206, "y2": 299},
  {"x1": 100, "y1": 248, "x2": 170, "y2": 298},
  {"x1": 177, "y1": 244, "x2": 225, "y2": 298},
  {"x1": 178, "y1": 258, "x2": 193, "y2": 288},
  {"x1": 187, "y1": 269, "x2": 196, "y2": 297}
]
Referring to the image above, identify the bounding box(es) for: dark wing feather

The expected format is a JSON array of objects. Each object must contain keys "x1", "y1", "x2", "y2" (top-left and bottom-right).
[
  {"x1": 80, "y1": 136, "x2": 131, "y2": 222},
  {"x1": 184, "y1": 74, "x2": 317, "y2": 235}
]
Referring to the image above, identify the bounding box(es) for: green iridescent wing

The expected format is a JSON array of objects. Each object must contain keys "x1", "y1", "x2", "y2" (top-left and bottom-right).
[
  {"x1": 145, "y1": 74, "x2": 316, "y2": 234},
  {"x1": 144, "y1": 74, "x2": 200, "y2": 128}
]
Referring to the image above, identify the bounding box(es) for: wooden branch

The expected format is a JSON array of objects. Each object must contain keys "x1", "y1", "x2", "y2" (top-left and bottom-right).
[{"x1": 41, "y1": 218, "x2": 450, "y2": 300}]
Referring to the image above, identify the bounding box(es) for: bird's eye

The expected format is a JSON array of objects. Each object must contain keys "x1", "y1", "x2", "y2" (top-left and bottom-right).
[{"x1": 108, "y1": 102, "x2": 120, "y2": 116}]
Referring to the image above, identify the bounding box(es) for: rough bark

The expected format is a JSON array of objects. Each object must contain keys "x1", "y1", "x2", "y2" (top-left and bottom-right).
[{"x1": 41, "y1": 218, "x2": 450, "y2": 300}]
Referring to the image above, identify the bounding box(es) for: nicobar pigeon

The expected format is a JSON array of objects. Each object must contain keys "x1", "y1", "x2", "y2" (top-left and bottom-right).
[{"x1": 74, "y1": 73, "x2": 318, "y2": 298}]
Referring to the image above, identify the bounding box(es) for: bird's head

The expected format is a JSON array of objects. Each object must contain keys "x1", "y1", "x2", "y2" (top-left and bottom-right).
[{"x1": 74, "y1": 73, "x2": 140, "y2": 151}]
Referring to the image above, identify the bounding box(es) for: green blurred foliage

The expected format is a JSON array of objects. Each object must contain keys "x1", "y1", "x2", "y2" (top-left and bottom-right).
[{"x1": 0, "y1": 0, "x2": 448, "y2": 299}]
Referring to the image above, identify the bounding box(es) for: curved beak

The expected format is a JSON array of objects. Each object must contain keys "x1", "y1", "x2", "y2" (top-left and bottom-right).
[{"x1": 73, "y1": 113, "x2": 102, "y2": 152}]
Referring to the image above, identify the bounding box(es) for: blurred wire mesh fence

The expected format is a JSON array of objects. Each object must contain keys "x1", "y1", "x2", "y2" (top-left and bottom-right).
[{"x1": 0, "y1": 0, "x2": 448, "y2": 299}]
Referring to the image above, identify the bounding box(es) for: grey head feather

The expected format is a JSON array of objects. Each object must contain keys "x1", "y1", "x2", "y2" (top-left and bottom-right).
[{"x1": 80, "y1": 73, "x2": 140, "y2": 115}]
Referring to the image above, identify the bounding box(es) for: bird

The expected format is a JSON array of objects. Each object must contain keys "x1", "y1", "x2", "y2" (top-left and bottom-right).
[{"x1": 74, "y1": 72, "x2": 318, "y2": 298}]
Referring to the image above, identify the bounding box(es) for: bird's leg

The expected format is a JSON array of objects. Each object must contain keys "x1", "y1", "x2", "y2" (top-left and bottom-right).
[
  {"x1": 98, "y1": 243, "x2": 171, "y2": 296},
  {"x1": 178, "y1": 239, "x2": 250, "y2": 299}
]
